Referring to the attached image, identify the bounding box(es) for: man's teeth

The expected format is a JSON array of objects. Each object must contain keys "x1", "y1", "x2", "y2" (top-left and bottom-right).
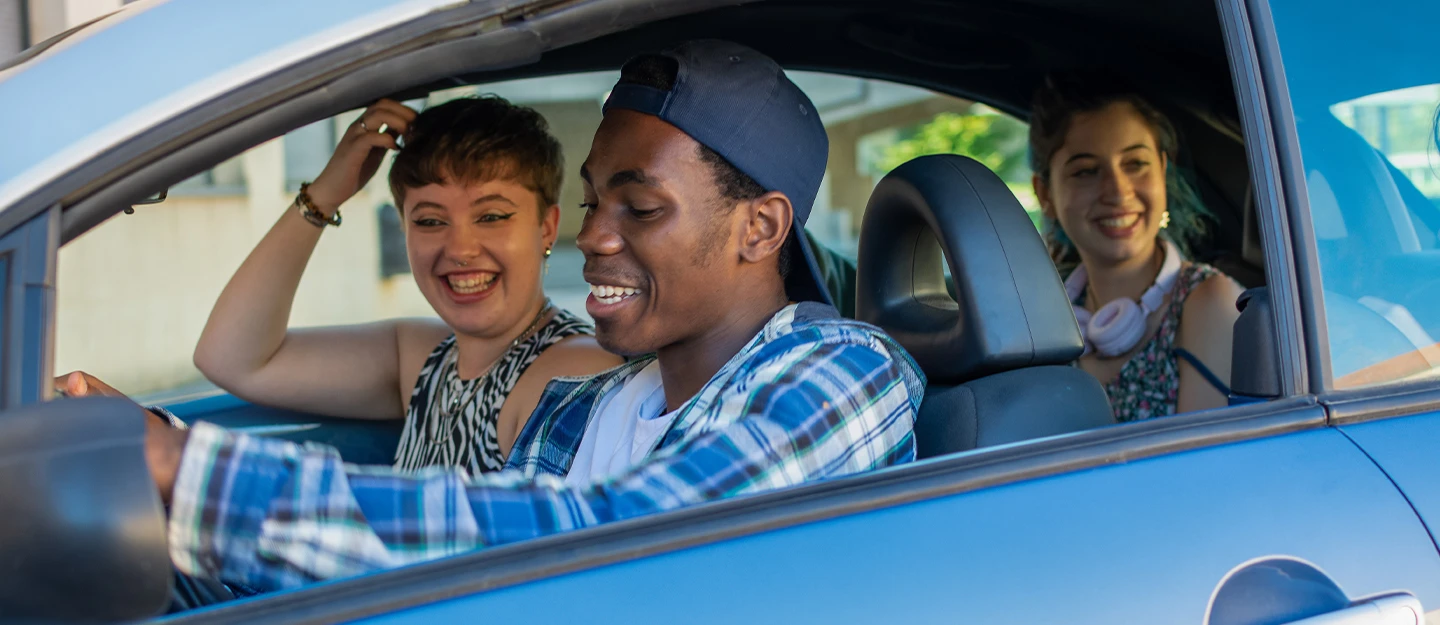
[
  {"x1": 447, "y1": 274, "x2": 496, "y2": 294},
  {"x1": 590, "y1": 284, "x2": 640, "y2": 304},
  {"x1": 1097, "y1": 214, "x2": 1140, "y2": 228}
]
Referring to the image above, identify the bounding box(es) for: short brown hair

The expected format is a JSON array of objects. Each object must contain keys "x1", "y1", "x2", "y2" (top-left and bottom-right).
[{"x1": 388, "y1": 95, "x2": 563, "y2": 211}]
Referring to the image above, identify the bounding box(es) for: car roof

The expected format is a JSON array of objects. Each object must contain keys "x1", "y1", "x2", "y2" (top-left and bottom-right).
[{"x1": 0, "y1": 0, "x2": 470, "y2": 214}]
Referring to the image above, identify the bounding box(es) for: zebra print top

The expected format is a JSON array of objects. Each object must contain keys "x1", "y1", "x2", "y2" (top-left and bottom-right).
[{"x1": 392, "y1": 306, "x2": 593, "y2": 474}]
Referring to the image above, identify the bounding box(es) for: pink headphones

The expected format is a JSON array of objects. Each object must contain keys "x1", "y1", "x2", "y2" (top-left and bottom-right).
[{"x1": 1064, "y1": 239, "x2": 1183, "y2": 357}]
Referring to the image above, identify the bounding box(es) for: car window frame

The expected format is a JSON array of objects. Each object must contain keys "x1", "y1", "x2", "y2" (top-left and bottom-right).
[
  {"x1": 10, "y1": 0, "x2": 1342, "y2": 619},
  {"x1": 1217, "y1": 0, "x2": 1320, "y2": 399},
  {"x1": 0, "y1": 206, "x2": 58, "y2": 410}
]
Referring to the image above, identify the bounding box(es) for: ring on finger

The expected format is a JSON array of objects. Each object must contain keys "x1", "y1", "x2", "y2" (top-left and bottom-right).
[{"x1": 359, "y1": 120, "x2": 370, "y2": 132}]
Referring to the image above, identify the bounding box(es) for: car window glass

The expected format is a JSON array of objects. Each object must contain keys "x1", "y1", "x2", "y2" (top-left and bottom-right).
[
  {"x1": 54, "y1": 71, "x2": 1025, "y2": 399},
  {"x1": 1269, "y1": 0, "x2": 1440, "y2": 389}
]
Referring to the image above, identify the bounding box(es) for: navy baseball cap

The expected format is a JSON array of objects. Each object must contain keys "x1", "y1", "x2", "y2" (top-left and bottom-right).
[{"x1": 602, "y1": 40, "x2": 835, "y2": 307}]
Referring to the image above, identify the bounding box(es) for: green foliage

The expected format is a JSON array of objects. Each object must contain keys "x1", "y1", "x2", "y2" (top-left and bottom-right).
[{"x1": 874, "y1": 108, "x2": 1031, "y2": 183}]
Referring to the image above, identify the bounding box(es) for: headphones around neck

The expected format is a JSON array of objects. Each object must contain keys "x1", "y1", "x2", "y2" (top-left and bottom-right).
[{"x1": 1064, "y1": 239, "x2": 1183, "y2": 357}]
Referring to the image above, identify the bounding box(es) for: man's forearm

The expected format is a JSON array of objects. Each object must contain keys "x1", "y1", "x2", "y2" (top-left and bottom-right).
[{"x1": 144, "y1": 410, "x2": 188, "y2": 506}]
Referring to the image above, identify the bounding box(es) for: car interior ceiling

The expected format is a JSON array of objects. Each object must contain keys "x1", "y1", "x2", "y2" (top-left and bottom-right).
[{"x1": 401, "y1": 0, "x2": 1264, "y2": 286}]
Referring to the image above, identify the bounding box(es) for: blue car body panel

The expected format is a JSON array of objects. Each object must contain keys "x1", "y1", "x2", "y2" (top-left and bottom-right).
[
  {"x1": 349, "y1": 425, "x2": 1440, "y2": 624},
  {"x1": 1341, "y1": 413, "x2": 1440, "y2": 552}
]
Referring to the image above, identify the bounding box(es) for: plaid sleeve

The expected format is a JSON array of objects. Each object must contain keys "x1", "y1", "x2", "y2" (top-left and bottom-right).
[{"x1": 168, "y1": 341, "x2": 917, "y2": 592}]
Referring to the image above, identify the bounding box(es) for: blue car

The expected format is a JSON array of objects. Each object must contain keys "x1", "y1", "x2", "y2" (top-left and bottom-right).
[{"x1": 1, "y1": 0, "x2": 1439, "y2": 622}]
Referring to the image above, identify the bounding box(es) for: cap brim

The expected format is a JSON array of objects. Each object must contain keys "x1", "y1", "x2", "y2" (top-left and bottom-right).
[{"x1": 784, "y1": 227, "x2": 836, "y2": 308}]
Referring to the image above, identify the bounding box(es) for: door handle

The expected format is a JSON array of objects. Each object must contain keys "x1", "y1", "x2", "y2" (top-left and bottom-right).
[{"x1": 1285, "y1": 593, "x2": 1422, "y2": 625}]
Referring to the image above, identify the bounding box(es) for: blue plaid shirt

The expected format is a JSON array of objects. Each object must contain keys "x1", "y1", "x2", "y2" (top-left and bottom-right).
[{"x1": 168, "y1": 303, "x2": 924, "y2": 591}]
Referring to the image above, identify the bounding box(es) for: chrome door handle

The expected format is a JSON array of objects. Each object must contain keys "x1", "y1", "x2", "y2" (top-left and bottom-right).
[{"x1": 1285, "y1": 594, "x2": 1422, "y2": 625}]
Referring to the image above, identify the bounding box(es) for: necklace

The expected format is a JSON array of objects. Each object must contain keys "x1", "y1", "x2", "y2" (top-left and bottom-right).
[
  {"x1": 509, "y1": 300, "x2": 554, "y2": 349},
  {"x1": 442, "y1": 299, "x2": 555, "y2": 414}
]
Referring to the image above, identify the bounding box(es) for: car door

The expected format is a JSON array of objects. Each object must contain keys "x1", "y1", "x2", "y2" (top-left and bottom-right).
[
  {"x1": 337, "y1": 412, "x2": 1438, "y2": 625},
  {"x1": 1252, "y1": 0, "x2": 1440, "y2": 567},
  {"x1": 3, "y1": 0, "x2": 1437, "y2": 623},
  {"x1": 153, "y1": 2, "x2": 1440, "y2": 623}
]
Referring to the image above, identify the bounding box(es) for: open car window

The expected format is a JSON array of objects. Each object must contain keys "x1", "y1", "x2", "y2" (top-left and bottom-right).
[
  {"x1": 17, "y1": 0, "x2": 1362, "y2": 620},
  {"x1": 54, "y1": 71, "x2": 1030, "y2": 400}
]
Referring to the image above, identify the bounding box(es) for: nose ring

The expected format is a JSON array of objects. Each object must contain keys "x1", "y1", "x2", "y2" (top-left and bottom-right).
[{"x1": 457, "y1": 260, "x2": 468, "y2": 267}]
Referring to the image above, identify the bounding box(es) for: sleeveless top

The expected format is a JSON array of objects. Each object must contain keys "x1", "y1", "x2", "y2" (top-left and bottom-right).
[
  {"x1": 1079, "y1": 263, "x2": 1220, "y2": 423},
  {"x1": 393, "y1": 307, "x2": 593, "y2": 474}
]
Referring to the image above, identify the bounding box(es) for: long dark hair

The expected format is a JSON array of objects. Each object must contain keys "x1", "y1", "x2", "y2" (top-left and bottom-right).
[{"x1": 1029, "y1": 73, "x2": 1212, "y2": 274}]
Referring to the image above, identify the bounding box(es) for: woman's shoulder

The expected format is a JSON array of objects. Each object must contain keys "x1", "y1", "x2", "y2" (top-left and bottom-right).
[
  {"x1": 1178, "y1": 263, "x2": 1246, "y2": 328},
  {"x1": 394, "y1": 317, "x2": 456, "y2": 356},
  {"x1": 525, "y1": 325, "x2": 624, "y2": 381},
  {"x1": 547, "y1": 306, "x2": 596, "y2": 337}
]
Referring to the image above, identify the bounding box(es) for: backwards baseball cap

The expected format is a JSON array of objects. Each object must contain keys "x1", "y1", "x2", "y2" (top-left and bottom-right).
[{"x1": 602, "y1": 40, "x2": 835, "y2": 307}]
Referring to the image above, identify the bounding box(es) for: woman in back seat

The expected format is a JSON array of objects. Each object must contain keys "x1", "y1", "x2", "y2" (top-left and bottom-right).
[{"x1": 1029, "y1": 74, "x2": 1244, "y2": 420}]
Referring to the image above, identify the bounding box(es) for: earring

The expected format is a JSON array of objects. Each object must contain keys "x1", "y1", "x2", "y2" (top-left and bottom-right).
[
  {"x1": 1159, "y1": 210, "x2": 1171, "y2": 230},
  {"x1": 544, "y1": 247, "x2": 552, "y2": 277}
]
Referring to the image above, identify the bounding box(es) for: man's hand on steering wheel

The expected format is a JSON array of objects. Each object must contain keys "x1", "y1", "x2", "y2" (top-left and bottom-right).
[
  {"x1": 54, "y1": 370, "x2": 190, "y2": 503},
  {"x1": 55, "y1": 370, "x2": 126, "y2": 399}
]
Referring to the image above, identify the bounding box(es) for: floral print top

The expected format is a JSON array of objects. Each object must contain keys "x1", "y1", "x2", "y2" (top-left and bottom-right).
[{"x1": 1080, "y1": 263, "x2": 1219, "y2": 423}]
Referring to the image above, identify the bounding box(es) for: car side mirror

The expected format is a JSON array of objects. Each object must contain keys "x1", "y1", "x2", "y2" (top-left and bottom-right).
[{"x1": 0, "y1": 397, "x2": 172, "y2": 622}]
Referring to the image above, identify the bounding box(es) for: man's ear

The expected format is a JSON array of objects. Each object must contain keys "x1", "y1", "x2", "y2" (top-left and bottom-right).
[{"x1": 739, "y1": 191, "x2": 792, "y2": 265}]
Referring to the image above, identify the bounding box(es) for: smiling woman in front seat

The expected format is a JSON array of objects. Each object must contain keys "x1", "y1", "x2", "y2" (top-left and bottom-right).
[
  {"x1": 187, "y1": 96, "x2": 621, "y2": 473},
  {"x1": 1030, "y1": 74, "x2": 1245, "y2": 421}
]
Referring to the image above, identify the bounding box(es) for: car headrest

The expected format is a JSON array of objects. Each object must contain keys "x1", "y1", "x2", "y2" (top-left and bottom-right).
[{"x1": 856, "y1": 155, "x2": 1084, "y2": 384}]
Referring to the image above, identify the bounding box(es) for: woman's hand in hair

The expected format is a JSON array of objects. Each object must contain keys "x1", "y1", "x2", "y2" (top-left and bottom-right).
[{"x1": 306, "y1": 99, "x2": 419, "y2": 214}]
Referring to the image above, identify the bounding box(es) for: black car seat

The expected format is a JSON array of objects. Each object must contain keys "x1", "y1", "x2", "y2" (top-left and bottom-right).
[{"x1": 856, "y1": 155, "x2": 1114, "y2": 458}]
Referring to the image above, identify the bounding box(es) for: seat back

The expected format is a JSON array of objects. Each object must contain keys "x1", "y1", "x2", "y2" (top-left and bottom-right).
[{"x1": 855, "y1": 155, "x2": 1113, "y2": 457}]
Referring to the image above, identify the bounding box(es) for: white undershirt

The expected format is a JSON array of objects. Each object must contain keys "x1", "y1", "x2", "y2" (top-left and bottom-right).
[{"x1": 564, "y1": 361, "x2": 679, "y2": 486}]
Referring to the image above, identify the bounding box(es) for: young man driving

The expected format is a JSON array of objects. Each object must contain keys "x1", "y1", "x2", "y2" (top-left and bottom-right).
[{"x1": 135, "y1": 40, "x2": 924, "y2": 591}]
